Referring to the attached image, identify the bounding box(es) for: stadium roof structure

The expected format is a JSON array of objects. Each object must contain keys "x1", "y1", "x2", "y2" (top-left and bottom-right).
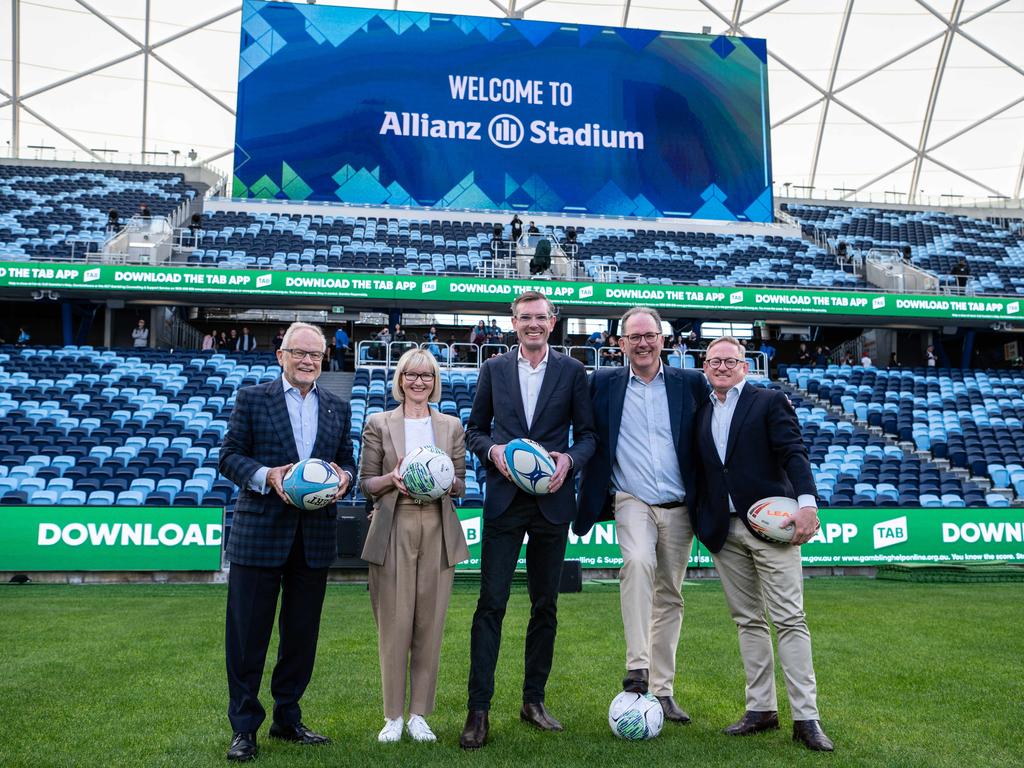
[{"x1": 0, "y1": 0, "x2": 1021, "y2": 207}]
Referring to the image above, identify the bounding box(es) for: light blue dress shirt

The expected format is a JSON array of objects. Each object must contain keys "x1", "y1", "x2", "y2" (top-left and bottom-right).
[
  {"x1": 249, "y1": 376, "x2": 320, "y2": 493},
  {"x1": 611, "y1": 364, "x2": 686, "y2": 505}
]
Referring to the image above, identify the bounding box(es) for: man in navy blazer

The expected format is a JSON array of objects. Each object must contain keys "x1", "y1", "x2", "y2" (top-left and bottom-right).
[
  {"x1": 219, "y1": 322, "x2": 355, "y2": 762},
  {"x1": 693, "y1": 335, "x2": 833, "y2": 752},
  {"x1": 576, "y1": 307, "x2": 709, "y2": 725},
  {"x1": 460, "y1": 291, "x2": 597, "y2": 749}
]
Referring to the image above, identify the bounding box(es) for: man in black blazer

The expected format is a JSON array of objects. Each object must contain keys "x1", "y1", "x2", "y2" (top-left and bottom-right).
[
  {"x1": 219, "y1": 322, "x2": 355, "y2": 762},
  {"x1": 575, "y1": 307, "x2": 709, "y2": 724},
  {"x1": 460, "y1": 290, "x2": 597, "y2": 749},
  {"x1": 693, "y1": 335, "x2": 833, "y2": 752}
]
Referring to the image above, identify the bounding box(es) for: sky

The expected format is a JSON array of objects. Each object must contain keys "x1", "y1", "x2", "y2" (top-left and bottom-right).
[{"x1": 0, "y1": 0, "x2": 1021, "y2": 206}]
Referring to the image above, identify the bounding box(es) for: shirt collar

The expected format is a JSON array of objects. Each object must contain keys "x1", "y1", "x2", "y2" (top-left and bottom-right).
[
  {"x1": 282, "y1": 375, "x2": 317, "y2": 398},
  {"x1": 710, "y1": 377, "x2": 745, "y2": 405},
  {"x1": 628, "y1": 362, "x2": 664, "y2": 384},
  {"x1": 517, "y1": 345, "x2": 549, "y2": 369}
]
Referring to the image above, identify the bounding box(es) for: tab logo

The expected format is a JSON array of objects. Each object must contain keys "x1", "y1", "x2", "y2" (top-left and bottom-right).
[
  {"x1": 1008, "y1": 301, "x2": 1019, "y2": 315},
  {"x1": 255, "y1": 274, "x2": 272, "y2": 288},
  {"x1": 730, "y1": 291, "x2": 744, "y2": 305},
  {"x1": 873, "y1": 515, "x2": 907, "y2": 549},
  {"x1": 872, "y1": 296, "x2": 886, "y2": 310},
  {"x1": 422, "y1": 279, "x2": 437, "y2": 294},
  {"x1": 84, "y1": 268, "x2": 101, "y2": 283},
  {"x1": 579, "y1": 286, "x2": 593, "y2": 299}
]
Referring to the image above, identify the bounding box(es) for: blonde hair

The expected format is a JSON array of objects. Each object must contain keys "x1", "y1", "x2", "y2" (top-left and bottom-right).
[
  {"x1": 705, "y1": 335, "x2": 747, "y2": 358},
  {"x1": 392, "y1": 348, "x2": 442, "y2": 403}
]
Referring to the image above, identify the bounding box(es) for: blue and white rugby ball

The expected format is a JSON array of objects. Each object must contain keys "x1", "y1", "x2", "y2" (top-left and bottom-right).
[
  {"x1": 504, "y1": 438, "x2": 557, "y2": 495},
  {"x1": 282, "y1": 458, "x2": 341, "y2": 510}
]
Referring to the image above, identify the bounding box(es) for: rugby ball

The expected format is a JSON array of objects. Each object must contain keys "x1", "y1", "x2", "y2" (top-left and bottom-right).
[
  {"x1": 504, "y1": 438, "x2": 557, "y2": 495},
  {"x1": 399, "y1": 445, "x2": 455, "y2": 501},
  {"x1": 608, "y1": 691, "x2": 664, "y2": 741},
  {"x1": 282, "y1": 458, "x2": 341, "y2": 510},
  {"x1": 747, "y1": 496, "x2": 818, "y2": 543}
]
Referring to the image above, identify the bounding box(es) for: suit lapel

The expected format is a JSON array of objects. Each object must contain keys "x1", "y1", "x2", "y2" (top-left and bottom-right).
[
  {"x1": 529, "y1": 348, "x2": 564, "y2": 431},
  {"x1": 502, "y1": 351, "x2": 530, "y2": 433},
  {"x1": 428, "y1": 409, "x2": 448, "y2": 455},
  {"x1": 266, "y1": 378, "x2": 300, "y2": 464},
  {"x1": 608, "y1": 367, "x2": 628, "y2": 459},
  {"x1": 309, "y1": 387, "x2": 337, "y2": 461},
  {"x1": 387, "y1": 406, "x2": 407, "y2": 461},
  {"x1": 724, "y1": 385, "x2": 756, "y2": 464},
  {"x1": 665, "y1": 367, "x2": 683, "y2": 447}
]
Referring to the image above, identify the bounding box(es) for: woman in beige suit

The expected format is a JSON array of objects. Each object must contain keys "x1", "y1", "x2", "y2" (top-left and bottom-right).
[{"x1": 359, "y1": 347, "x2": 470, "y2": 743}]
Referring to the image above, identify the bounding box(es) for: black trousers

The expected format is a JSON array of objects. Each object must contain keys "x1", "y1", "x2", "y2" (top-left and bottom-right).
[
  {"x1": 467, "y1": 492, "x2": 570, "y2": 710},
  {"x1": 225, "y1": 525, "x2": 328, "y2": 733}
]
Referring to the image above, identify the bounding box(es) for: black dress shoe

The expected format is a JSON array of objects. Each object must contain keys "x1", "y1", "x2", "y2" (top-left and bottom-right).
[
  {"x1": 793, "y1": 719, "x2": 834, "y2": 751},
  {"x1": 655, "y1": 696, "x2": 691, "y2": 724},
  {"x1": 520, "y1": 702, "x2": 563, "y2": 731},
  {"x1": 268, "y1": 721, "x2": 331, "y2": 745},
  {"x1": 622, "y1": 668, "x2": 649, "y2": 694},
  {"x1": 226, "y1": 732, "x2": 257, "y2": 762},
  {"x1": 723, "y1": 710, "x2": 780, "y2": 736},
  {"x1": 460, "y1": 710, "x2": 489, "y2": 750}
]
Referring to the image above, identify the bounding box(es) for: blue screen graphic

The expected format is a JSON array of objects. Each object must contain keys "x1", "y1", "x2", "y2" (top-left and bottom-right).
[{"x1": 234, "y1": 1, "x2": 773, "y2": 222}]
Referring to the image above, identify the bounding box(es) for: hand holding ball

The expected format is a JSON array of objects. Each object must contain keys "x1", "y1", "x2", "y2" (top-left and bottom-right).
[
  {"x1": 503, "y1": 438, "x2": 557, "y2": 495},
  {"x1": 399, "y1": 445, "x2": 455, "y2": 501},
  {"x1": 281, "y1": 458, "x2": 342, "y2": 510},
  {"x1": 747, "y1": 496, "x2": 820, "y2": 543}
]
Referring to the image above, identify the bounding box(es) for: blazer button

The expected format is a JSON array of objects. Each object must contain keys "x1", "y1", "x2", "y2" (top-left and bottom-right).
[{"x1": 723, "y1": 468, "x2": 729, "y2": 474}]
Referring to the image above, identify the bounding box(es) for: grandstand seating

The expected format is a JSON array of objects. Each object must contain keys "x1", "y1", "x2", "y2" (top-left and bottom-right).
[
  {"x1": 781, "y1": 363, "x2": 1023, "y2": 505},
  {"x1": 0, "y1": 165, "x2": 203, "y2": 262},
  {"x1": 191, "y1": 209, "x2": 866, "y2": 289},
  {"x1": 782, "y1": 203, "x2": 1024, "y2": 295}
]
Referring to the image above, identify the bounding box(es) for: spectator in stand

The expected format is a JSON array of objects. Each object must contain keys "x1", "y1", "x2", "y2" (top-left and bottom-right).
[
  {"x1": 490, "y1": 225, "x2": 505, "y2": 258},
  {"x1": 901, "y1": 245, "x2": 913, "y2": 265},
  {"x1": 601, "y1": 335, "x2": 623, "y2": 367},
  {"x1": 888, "y1": 352, "x2": 899, "y2": 368},
  {"x1": 425, "y1": 326, "x2": 441, "y2": 358},
  {"x1": 527, "y1": 221, "x2": 540, "y2": 235},
  {"x1": 487, "y1": 320, "x2": 503, "y2": 345},
  {"x1": 814, "y1": 346, "x2": 829, "y2": 367},
  {"x1": 332, "y1": 326, "x2": 350, "y2": 372},
  {"x1": 202, "y1": 330, "x2": 216, "y2": 351},
  {"x1": 393, "y1": 323, "x2": 407, "y2": 342},
  {"x1": 189, "y1": 213, "x2": 203, "y2": 247},
  {"x1": 16, "y1": 326, "x2": 31, "y2": 347},
  {"x1": 106, "y1": 208, "x2": 120, "y2": 232},
  {"x1": 842, "y1": 352, "x2": 854, "y2": 367},
  {"x1": 272, "y1": 328, "x2": 286, "y2": 352},
  {"x1": 217, "y1": 331, "x2": 229, "y2": 351},
  {"x1": 926, "y1": 345, "x2": 937, "y2": 367},
  {"x1": 236, "y1": 326, "x2": 257, "y2": 352},
  {"x1": 860, "y1": 352, "x2": 872, "y2": 367},
  {"x1": 510, "y1": 215, "x2": 523, "y2": 243},
  {"x1": 950, "y1": 259, "x2": 970, "y2": 291},
  {"x1": 469, "y1": 320, "x2": 487, "y2": 347},
  {"x1": 797, "y1": 343, "x2": 812, "y2": 366},
  {"x1": 138, "y1": 203, "x2": 152, "y2": 220},
  {"x1": 375, "y1": 326, "x2": 391, "y2": 344},
  {"x1": 132, "y1": 318, "x2": 150, "y2": 348}
]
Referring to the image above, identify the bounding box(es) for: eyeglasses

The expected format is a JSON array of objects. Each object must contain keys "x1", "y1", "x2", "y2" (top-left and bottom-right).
[
  {"x1": 706, "y1": 357, "x2": 744, "y2": 369},
  {"x1": 282, "y1": 348, "x2": 324, "y2": 362},
  {"x1": 515, "y1": 314, "x2": 551, "y2": 323},
  {"x1": 402, "y1": 371, "x2": 435, "y2": 382},
  {"x1": 624, "y1": 332, "x2": 660, "y2": 344}
]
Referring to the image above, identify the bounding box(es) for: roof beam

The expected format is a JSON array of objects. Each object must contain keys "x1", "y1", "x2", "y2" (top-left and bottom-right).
[
  {"x1": 908, "y1": 0, "x2": 964, "y2": 202},
  {"x1": 809, "y1": 0, "x2": 855, "y2": 188}
]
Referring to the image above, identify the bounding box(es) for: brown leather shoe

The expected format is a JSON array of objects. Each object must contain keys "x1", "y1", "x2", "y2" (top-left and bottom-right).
[
  {"x1": 622, "y1": 668, "x2": 649, "y2": 694},
  {"x1": 723, "y1": 710, "x2": 780, "y2": 735},
  {"x1": 520, "y1": 702, "x2": 564, "y2": 731},
  {"x1": 655, "y1": 695, "x2": 691, "y2": 724},
  {"x1": 793, "y1": 719, "x2": 834, "y2": 751},
  {"x1": 459, "y1": 710, "x2": 489, "y2": 750}
]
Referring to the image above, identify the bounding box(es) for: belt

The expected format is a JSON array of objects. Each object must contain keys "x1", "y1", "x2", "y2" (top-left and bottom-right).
[{"x1": 655, "y1": 500, "x2": 686, "y2": 509}]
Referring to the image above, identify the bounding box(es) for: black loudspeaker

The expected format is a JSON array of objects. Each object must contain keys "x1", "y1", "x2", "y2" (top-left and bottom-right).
[
  {"x1": 559, "y1": 559, "x2": 582, "y2": 593},
  {"x1": 333, "y1": 507, "x2": 368, "y2": 565}
]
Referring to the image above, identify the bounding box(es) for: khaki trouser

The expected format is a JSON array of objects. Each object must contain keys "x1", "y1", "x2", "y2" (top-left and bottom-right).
[
  {"x1": 368, "y1": 500, "x2": 454, "y2": 719},
  {"x1": 712, "y1": 516, "x2": 820, "y2": 720},
  {"x1": 614, "y1": 492, "x2": 694, "y2": 697}
]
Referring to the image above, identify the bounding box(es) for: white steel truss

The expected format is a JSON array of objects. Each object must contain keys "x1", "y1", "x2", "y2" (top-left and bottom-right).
[{"x1": 2, "y1": 0, "x2": 1020, "y2": 202}]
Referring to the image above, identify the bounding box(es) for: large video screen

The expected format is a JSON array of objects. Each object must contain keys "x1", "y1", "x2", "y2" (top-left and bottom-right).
[{"x1": 233, "y1": 1, "x2": 773, "y2": 222}]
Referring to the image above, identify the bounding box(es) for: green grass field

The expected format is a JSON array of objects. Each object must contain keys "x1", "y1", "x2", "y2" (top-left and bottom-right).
[{"x1": 1, "y1": 578, "x2": 1021, "y2": 768}]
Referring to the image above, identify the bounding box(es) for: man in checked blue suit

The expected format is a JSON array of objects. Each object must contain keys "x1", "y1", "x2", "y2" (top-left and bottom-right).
[
  {"x1": 219, "y1": 322, "x2": 355, "y2": 762},
  {"x1": 576, "y1": 307, "x2": 709, "y2": 725}
]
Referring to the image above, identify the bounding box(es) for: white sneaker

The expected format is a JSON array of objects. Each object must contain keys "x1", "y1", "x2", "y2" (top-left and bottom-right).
[
  {"x1": 406, "y1": 714, "x2": 437, "y2": 743},
  {"x1": 378, "y1": 717, "x2": 403, "y2": 743}
]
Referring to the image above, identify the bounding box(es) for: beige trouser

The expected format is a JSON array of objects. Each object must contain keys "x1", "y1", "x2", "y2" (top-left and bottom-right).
[
  {"x1": 614, "y1": 491, "x2": 694, "y2": 697},
  {"x1": 368, "y1": 500, "x2": 454, "y2": 719},
  {"x1": 712, "y1": 516, "x2": 820, "y2": 720}
]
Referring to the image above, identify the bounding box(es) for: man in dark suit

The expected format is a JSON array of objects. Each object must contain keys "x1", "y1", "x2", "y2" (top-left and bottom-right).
[
  {"x1": 575, "y1": 307, "x2": 709, "y2": 724},
  {"x1": 460, "y1": 290, "x2": 597, "y2": 749},
  {"x1": 219, "y1": 322, "x2": 355, "y2": 762},
  {"x1": 693, "y1": 335, "x2": 833, "y2": 752}
]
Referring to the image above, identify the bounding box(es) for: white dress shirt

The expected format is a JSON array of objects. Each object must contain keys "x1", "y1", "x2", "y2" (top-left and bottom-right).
[{"x1": 517, "y1": 345, "x2": 548, "y2": 429}]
